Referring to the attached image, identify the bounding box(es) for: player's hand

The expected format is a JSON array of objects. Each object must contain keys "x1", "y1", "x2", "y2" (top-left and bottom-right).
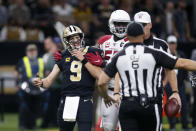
[
  {"x1": 103, "y1": 95, "x2": 117, "y2": 108},
  {"x1": 85, "y1": 51, "x2": 103, "y2": 67},
  {"x1": 33, "y1": 74, "x2": 43, "y2": 87},
  {"x1": 169, "y1": 92, "x2": 181, "y2": 112},
  {"x1": 72, "y1": 50, "x2": 85, "y2": 61},
  {"x1": 114, "y1": 94, "x2": 121, "y2": 108},
  {"x1": 54, "y1": 50, "x2": 62, "y2": 62}
]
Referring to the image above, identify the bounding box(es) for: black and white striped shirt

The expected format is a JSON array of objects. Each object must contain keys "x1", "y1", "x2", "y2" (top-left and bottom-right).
[
  {"x1": 144, "y1": 35, "x2": 170, "y2": 96},
  {"x1": 104, "y1": 43, "x2": 178, "y2": 98}
]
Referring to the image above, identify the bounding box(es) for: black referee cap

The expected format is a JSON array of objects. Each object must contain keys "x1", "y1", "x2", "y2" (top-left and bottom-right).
[{"x1": 127, "y1": 22, "x2": 144, "y2": 37}]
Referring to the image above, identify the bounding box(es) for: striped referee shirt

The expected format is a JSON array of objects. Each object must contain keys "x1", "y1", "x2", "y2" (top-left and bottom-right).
[
  {"x1": 104, "y1": 43, "x2": 178, "y2": 98},
  {"x1": 144, "y1": 35, "x2": 170, "y2": 96}
]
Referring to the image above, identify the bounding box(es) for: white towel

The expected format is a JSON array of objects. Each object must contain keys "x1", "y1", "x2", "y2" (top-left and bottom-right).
[{"x1": 63, "y1": 96, "x2": 80, "y2": 122}]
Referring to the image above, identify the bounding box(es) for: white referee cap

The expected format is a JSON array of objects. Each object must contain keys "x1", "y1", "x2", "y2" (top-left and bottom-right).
[
  {"x1": 167, "y1": 35, "x2": 177, "y2": 43},
  {"x1": 134, "y1": 11, "x2": 151, "y2": 23}
]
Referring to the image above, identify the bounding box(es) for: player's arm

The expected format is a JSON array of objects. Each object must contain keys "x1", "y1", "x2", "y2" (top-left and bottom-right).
[
  {"x1": 98, "y1": 55, "x2": 118, "y2": 95},
  {"x1": 175, "y1": 58, "x2": 196, "y2": 71},
  {"x1": 98, "y1": 71, "x2": 116, "y2": 107},
  {"x1": 165, "y1": 69, "x2": 178, "y2": 92},
  {"x1": 72, "y1": 50, "x2": 103, "y2": 79},
  {"x1": 34, "y1": 64, "x2": 60, "y2": 88},
  {"x1": 155, "y1": 50, "x2": 196, "y2": 71},
  {"x1": 98, "y1": 71, "x2": 112, "y2": 98},
  {"x1": 165, "y1": 69, "x2": 181, "y2": 108},
  {"x1": 152, "y1": 48, "x2": 181, "y2": 106},
  {"x1": 98, "y1": 54, "x2": 118, "y2": 106},
  {"x1": 162, "y1": 69, "x2": 168, "y2": 87},
  {"x1": 114, "y1": 73, "x2": 120, "y2": 94},
  {"x1": 114, "y1": 73, "x2": 121, "y2": 107},
  {"x1": 85, "y1": 62, "x2": 102, "y2": 79}
]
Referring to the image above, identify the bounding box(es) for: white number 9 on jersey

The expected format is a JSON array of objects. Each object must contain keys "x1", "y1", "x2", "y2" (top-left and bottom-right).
[{"x1": 70, "y1": 61, "x2": 82, "y2": 81}]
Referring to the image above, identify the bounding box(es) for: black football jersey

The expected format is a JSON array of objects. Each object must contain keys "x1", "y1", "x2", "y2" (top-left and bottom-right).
[{"x1": 56, "y1": 46, "x2": 103, "y2": 97}]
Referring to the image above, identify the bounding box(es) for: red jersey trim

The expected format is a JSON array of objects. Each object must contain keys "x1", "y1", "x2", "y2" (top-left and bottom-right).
[
  {"x1": 124, "y1": 37, "x2": 129, "y2": 42},
  {"x1": 98, "y1": 35, "x2": 112, "y2": 45}
]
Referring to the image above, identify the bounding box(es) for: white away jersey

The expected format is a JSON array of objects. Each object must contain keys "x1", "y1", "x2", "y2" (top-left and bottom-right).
[{"x1": 98, "y1": 35, "x2": 129, "y2": 88}]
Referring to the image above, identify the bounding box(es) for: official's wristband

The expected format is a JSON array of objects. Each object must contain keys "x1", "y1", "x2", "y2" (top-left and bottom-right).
[
  {"x1": 81, "y1": 58, "x2": 88, "y2": 65},
  {"x1": 172, "y1": 90, "x2": 179, "y2": 94},
  {"x1": 113, "y1": 92, "x2": 120, "y2": 96}
]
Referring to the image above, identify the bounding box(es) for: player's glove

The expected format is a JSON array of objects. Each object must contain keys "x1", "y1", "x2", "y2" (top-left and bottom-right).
[
  {"x1": 85, "y1": 51, "x2": 104, "y2": 67},
  {"x1": 54, "y1": 50, "x2": 62, "y2": 62}
]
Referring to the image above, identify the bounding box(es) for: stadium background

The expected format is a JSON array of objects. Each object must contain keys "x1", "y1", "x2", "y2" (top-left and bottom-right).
[{"x1": 0, "y1": 0, "x2": 196, "y2": 131}]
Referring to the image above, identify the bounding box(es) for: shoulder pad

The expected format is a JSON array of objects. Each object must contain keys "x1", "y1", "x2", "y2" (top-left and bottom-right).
[
  {"x1": 153, "y1": 37, "x2": 169, "y2": 52},
  {"x1": 98, "y1": 35, "x2": 112, "y2": 45}
]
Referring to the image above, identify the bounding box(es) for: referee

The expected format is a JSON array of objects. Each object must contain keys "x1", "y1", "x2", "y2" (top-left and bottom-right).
[
  {"x1": 134, "y1": 11, "x2": 180, "y2": 106},
  {"x1": 98, "y1": 22, "x2": 196, "y2": 131}
]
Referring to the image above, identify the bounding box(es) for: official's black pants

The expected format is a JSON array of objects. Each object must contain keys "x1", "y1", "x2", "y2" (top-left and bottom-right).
[
  {"x1": 57, "y1": 96, "x2": 93, "y2": 131},
  {"x1": 119, "y1": 98, "x2": 162, "y2": 131}
]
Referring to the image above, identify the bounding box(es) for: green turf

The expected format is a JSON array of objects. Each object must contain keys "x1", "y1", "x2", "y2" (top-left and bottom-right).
[
  {"x1": 0, "y1": 113, "x2": 193, "y2": 131},
  {"x1": 0, "y1": 113, "x2": 78, "y2": 131},
  {"x1": 162, "y1": 117, "x2": 193, "y2": 131}
]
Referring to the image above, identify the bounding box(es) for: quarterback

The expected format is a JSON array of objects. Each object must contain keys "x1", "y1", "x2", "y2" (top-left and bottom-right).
[{"x1": 34, "y1": 25, "x2": 114, "y2": 131}]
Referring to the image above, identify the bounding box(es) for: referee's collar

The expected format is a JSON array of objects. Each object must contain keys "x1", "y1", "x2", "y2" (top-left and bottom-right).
[
  {"x1": 144, "y1": 34, "x2": 153, "y2": 46},
  {"x1": 124, "y1": 42, "x2": 144, "y2": 48}
]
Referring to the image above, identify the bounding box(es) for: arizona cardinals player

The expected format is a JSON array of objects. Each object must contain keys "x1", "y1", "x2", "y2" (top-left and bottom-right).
[{"x1": 98, "y1": 10, "x2": 131, "y2": 131}]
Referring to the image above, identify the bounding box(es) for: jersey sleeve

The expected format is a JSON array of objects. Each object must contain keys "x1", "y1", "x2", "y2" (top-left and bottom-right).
[
  {"x1": 88, "y1": 47, "x2": 104, "y2": 58},
  {"x1": 97, "y1": 35, "x2": 112, "y2": 49},
  {"x1": 55, "y1": 59, "x2": 63, "y2": 71},
  {"x1": 89, "y1": 47, "x2": 106, "y2": 67},
  {"x1": 55, "y1": 52, "x2": 66, "y2": 71},
  {"x1": 153, "y1": 49, "x2": 178, "y2": 69},
  {"x1": 104, "y1": 54, "x2": 118, "y2": 78}
]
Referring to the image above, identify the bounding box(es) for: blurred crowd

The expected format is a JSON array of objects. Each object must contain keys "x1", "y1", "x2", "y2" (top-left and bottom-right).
[
  {"x1": 1, "y1": 0, "x2": 196, "y2": 130},
  {"x1": 0, "y1": 0, "x2": 196, "y2": 44}
]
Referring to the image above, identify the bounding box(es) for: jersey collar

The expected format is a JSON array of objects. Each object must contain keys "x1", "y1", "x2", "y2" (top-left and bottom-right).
[
  {"x1": 144, "y1": 34, "x2": 153, "y2": 46},
  {"x1": 123, "y1": 42, "x2": 144, "y2": 48},
  {"x1": 63, "y1": 46, "x2": 89, "y2": 56},
  {"x1": 81, "y1": 46, "x2": 89, "y2": 55}
]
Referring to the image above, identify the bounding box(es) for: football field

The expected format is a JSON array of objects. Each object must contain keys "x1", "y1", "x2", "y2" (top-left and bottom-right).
[
  {"x1": 0, "y1": 113, "x2": 78, "y2": 131},
  {"x1": 0, "y1": 113, "x2": 192, "y2": 131}
]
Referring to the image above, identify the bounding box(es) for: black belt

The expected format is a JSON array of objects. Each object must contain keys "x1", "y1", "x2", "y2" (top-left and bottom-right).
[{"x1": 122, "y1": 96, "x2": 160, "y2": 104}]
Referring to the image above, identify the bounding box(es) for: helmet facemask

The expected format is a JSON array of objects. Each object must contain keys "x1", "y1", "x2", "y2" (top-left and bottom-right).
[
  {"x1": 62, "y1": 25, "x2": 85, "y2": 52},
  {"x1": 108, "y1": 10, "x2": 131, "y2": 38},
  {"x1": 63, "y1": 33, "x2": 85, "y2": 51},
  {"x1": 68, "y1": 34, "x2": 84, "y2": 50},
  {"x1": 112, "y1": 22, "x2": 129, "y2": 38}
]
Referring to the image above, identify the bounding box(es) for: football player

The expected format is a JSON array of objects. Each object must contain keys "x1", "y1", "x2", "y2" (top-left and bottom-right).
[
  {"x1": 98, "y1": 10, "x2": 131, "y2": 131},
  {"x1": 34, "y1": 25, "x2": 115, "y2": 131}
]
